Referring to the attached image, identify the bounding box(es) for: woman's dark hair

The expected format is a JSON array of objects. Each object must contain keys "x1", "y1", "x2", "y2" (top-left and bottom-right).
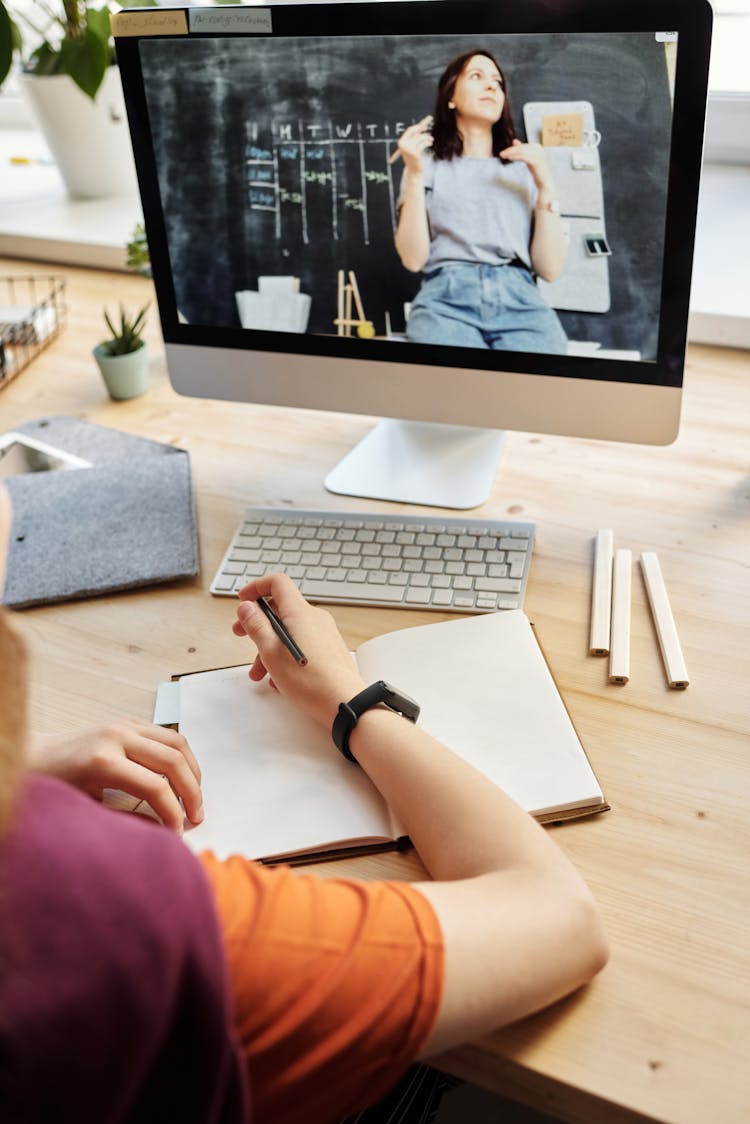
[{"x1": 431, "y1": 49, "x2": 516, "y2": 161}]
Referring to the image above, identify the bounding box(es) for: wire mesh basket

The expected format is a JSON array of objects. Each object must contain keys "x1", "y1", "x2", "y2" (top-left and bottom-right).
[{"x1": 0, "y1": 276, "x2": 67, "y2": 392}]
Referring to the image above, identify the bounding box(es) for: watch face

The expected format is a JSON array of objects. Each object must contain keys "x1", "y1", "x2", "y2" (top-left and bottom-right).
[
  {"x1": 380, "y1": 681, "x2": 402, "y2": 706},
  {"x1": 380, "y1": 681, "x2": 420, "y2": 721}
]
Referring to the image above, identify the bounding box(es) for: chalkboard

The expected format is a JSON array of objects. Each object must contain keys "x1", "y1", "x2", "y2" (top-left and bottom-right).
[{"x1": 141, "y1": 30, "x2": 673, "y2": 358}]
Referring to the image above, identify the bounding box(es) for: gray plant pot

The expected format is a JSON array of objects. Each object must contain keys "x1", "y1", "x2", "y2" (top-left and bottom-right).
[{"x1": 93, "y1": 341, "x2": 150, "y2": 400}]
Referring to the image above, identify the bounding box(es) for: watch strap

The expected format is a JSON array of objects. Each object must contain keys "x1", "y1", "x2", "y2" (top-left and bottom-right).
[{"x1": 332, "y1": 681, "x2": 420, "y2": 763}]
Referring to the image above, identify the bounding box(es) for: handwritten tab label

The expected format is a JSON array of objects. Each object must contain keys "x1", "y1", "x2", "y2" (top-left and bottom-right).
[
  {"x1": 111, "y1": 10, "x2": 188, "y2": 37},
  {"x1": 189, "y1": 8, "x2": 273, "y2": 34},
  {"x1": 541, "y1": 112, "x2": 584, "y2": 148}
]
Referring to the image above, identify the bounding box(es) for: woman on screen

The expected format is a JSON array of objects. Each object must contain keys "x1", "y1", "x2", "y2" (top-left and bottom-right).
[{"x1": 395, "y1": 49, "x2": 568, "y2": 354}]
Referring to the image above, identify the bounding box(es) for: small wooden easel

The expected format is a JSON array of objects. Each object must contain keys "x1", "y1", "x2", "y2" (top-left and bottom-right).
[{"x1": 334, "y1": 269, "x2": 375, "y2": 338}]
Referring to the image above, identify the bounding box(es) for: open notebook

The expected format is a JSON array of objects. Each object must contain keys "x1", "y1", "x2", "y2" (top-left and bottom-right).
[{"x1": 157, "y1": 610, "x2": 607, "y2": 863}]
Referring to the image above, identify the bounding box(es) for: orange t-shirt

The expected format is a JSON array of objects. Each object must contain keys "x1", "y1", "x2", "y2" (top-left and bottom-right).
[{"x1": 199, "y1": 853, "x2": 444, "y2": 1124}]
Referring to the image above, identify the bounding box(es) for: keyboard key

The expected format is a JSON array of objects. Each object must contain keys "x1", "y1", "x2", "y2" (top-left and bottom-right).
[
  {"x1": 405, "y1": 587, "x2": 432, "y2": 604},
  {"x1": 475, "y1": 577, "x2": 522, "y2": 593},
  {"x1": 302, "y1": 579, "x2": 404, "y2": 602},
  {"x1": 213, "y1": 575, "x2": 236, "y2": 592}
]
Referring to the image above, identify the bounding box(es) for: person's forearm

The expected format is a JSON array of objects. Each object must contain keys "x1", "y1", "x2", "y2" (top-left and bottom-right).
[
  {"x1": 394, "y1": 173, "x2": 430, "y2": 272},
  {"x1": 350, "y1": 708, "x2": 607, "y2": 1044},
  {"x1": 349, "y1": 708, "x2": 580, "y2": 887},
  {"x1": 530, "y1": 191, "x2": 567, "y2": 281},
  {"x1": 232, "y1": 575, "x2": 609, "y2": 1050}
]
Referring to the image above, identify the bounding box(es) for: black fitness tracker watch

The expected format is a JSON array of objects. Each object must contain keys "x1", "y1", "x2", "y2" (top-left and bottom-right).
[{"x1": 332, "y1": 681, "x2": 420, "y2": 763}]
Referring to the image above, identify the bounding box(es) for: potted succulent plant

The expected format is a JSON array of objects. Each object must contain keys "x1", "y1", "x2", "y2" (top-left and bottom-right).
[
  {"x1": 0, "y1": 0, "x2": 151, "y2": 197},
  {"x1": 93, "y1": 301, "x2": 150, "y2": 400}
]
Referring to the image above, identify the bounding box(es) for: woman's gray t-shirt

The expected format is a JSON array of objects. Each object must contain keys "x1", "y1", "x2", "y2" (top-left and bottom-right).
[{"x1": 400, "y1": 154, "x2": 538, "y2": 271}]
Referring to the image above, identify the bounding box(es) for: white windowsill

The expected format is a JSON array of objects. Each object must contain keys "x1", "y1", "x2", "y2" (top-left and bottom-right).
[{"x1": 0, "y1": 128, "x2": 142, "y2": 271}]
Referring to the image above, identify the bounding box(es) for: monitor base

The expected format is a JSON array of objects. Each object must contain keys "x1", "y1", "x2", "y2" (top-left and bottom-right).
[{"x1": 324, "y1": 419, "x2": 506, "y2": 509}]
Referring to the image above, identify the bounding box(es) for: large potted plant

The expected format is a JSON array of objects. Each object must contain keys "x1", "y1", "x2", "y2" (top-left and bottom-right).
[{"x1": 0, "y1": 0, "x2": 149, "y2": 198}]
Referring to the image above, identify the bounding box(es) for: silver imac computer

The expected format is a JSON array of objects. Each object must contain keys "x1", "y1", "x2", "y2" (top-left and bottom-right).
[{"x1": 113, "y1": 0, "x2": 711, "y2": 509}]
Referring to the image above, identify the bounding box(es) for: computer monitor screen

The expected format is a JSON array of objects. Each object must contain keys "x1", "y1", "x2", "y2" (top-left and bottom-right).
[{"x1": 114, "y1": 0, "x2": 711, "y2": 507}]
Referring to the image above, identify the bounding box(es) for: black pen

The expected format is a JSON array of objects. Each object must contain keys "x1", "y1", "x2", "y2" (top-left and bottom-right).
[{"x1": 256, "y1": 596, "x2": 308, "y2": 666}]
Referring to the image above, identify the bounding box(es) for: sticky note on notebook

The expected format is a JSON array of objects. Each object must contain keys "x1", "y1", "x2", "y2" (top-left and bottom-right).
[{"x1": 541, "y1": 112, "x2": 584, "y2": 147}]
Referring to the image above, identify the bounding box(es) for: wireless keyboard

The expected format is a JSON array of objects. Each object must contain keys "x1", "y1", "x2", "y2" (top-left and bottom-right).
[{"x1": 210, "y1": 507, "x2": 535, "y2": 613}]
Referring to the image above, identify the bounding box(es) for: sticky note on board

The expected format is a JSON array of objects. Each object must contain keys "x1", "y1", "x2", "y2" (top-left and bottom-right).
[{"x1": 541, "y1": 113, "x2": 584, "y2": 147}]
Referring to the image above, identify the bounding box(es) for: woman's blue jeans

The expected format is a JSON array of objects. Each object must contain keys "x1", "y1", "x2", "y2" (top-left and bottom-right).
[{"x1": 406, "y1": 262, "x2": 567, "y2": 354}]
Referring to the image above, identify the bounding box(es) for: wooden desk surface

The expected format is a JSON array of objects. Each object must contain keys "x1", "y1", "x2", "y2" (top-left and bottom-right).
[{"x1": 2, "y1": 260, "x2": 748, "y2": 1124}]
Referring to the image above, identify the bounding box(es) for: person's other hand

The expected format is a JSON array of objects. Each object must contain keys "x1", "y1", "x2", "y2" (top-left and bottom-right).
[
  {"x1": 232, "y1": 573, "x2": 365, "y2": 730},
  {"x1": 27, "y1": 721, "x2": 203, "y2": 833},
  {"x1": 396, "y1": 115, "x2": 434, "y2": 175},
  {"x1": 499, "y1": 138, "x2": 553, "y2": 192}
]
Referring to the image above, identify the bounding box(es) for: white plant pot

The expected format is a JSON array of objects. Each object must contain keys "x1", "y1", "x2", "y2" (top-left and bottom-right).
[
  {"x1": 93, "y1": 341, "x2": 150, "y2": 400},
  {"x1": 19, "y1": 67, "x2": 139, "y2": 200}
]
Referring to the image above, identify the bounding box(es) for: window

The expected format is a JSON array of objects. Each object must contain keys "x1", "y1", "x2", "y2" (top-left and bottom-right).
[
  {"x1": 704, "y1": 1, "x2": 750, "y2": 163},
  {"x1": 709, "y1": 0, "x2": 750, "y2": 93}
]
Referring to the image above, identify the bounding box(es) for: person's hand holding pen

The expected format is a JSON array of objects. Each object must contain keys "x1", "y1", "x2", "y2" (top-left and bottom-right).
[
  {"x1": 389, "y1": 114, "x2": 433, "y2": 174},
  {"x1": 232, "y1": 573, "x2": 366, "y2": 730}
]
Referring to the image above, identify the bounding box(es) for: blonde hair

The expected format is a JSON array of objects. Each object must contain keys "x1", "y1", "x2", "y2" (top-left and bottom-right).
[{"x1": 0, "y1": 608, "x2": 28, "y2": 836}]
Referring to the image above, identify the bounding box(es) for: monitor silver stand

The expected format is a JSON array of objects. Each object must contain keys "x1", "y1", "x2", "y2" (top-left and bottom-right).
[{"x1": 324, "y1": 419, "x2": 507, "y2": 509}]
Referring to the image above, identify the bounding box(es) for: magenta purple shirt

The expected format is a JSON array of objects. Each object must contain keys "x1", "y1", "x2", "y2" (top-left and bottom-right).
[{"x1": 0, "y1": 774, "x2": 250, "y2": 1122}]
